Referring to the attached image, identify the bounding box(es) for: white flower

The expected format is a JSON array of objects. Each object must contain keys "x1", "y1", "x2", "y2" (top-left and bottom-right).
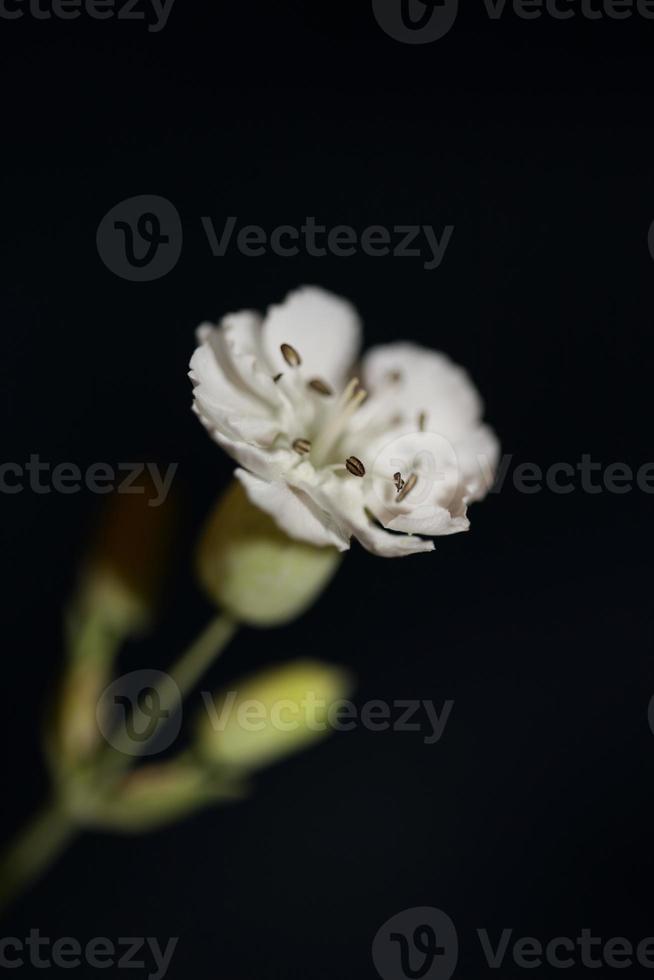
[{"x1": 189, "y1": 287, "x2": 499, "y2": 558}]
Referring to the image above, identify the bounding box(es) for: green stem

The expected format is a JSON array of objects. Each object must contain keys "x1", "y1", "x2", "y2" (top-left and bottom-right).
[
  {"x1": 0, "y1": 802, "x2": 75, "y2": 917},
  {"x1": 168, "y1": 612, "x2": 238, "y2": 699},
  {"x1": 0, "y1": 612, "x2": 238, "y2": 918},
  {"x1": 105, "y1": 613, "x2": 237, "y2": 762}
]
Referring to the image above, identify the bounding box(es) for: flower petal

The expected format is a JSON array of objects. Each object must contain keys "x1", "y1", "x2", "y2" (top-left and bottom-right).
[
  {"x1": 235, "y1": 469, "x2": 351, "y2": 552},
  {"x1": 455, "y1": 424, "x2": 500, "y2": 503},
  {"x1": 310, "y1": 475, "x2": 435, "y2": 558},
  {"x1": 362, "y1": 342, "x2": 484, "y2": 441},
  {"x1": 214, "y1": 311, "x2": 280, "y2": 404},
  {"x1": 365, "y1": 430, "x2": 471, "y2": 538},
  {"x1": 193, "y1": 412, "x2": 295, "y2": 481},
  {"x1": 384, "y1": 505, "x2": 468, "y2": 537},
  {"x1": 353, "y1": 521, "x2": 436, "y2": 557},
  {"x1": 261, "y1": 286, "x2": 362, "y2": 390},
  {"x1": 190, "y1": 319, "x2": 286, "y2": 447}
]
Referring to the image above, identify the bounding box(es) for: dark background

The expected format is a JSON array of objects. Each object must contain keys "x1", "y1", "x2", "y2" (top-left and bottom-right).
[{"x1": 1, "y1": 1, "x2": 654, "y2": 977}]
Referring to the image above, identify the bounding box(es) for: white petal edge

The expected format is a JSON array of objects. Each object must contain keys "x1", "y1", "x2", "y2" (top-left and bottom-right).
[
  {"x1": 261, "y1": 286, "x2": 362, "y2": 390},
  {"x1": 310, "y1": 477, "x2": 436, "y2": 558},
  {"x1": 455, "y1": 424, "x2": 501, "y2": 503},
  {"x1": 235, "y1": 469, "x2": 351, "y2": 552},
  {"x1": 361, "y1": 342, "x2": 484, "y2": 441},
  {"x1": 192, "y1": 406, "x2": 295, "y2": 481}
]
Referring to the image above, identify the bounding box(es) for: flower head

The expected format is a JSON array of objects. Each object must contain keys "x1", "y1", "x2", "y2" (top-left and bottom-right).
[{"x1": 190, "y1": 287, "x2": 498, "y2": 557}]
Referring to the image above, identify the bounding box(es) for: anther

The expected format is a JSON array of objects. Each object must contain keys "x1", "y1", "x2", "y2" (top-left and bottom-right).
[
  {"x1": 308, "y1": 378, "x2": 333, "y2": 396},
  {"x1": 273, "y1": 373, "x2": 283, "y2": 383},
  {"x1": 281, "y1": 343, "x2": 301, "y2": 367},
  {"x1": 293, "y1": 438, "x2": 312, "y2": 455},
  {"x1": 345, "y1": 456, "x2": 366, "y2": 478},
  {"x1": 396, "y1": 473, "x2": 417, "y2": 502},
  {"x1": 394, "y1": 472, "x2": 405, "y2": 493},
  {"x1": 418, "y1": 412, "x2": 427, "y2": 432}
]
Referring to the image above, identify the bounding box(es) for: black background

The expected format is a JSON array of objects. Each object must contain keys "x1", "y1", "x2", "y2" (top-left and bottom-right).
[{"x1": 1, "y1": 0, "x2": 654, "y2": 977}]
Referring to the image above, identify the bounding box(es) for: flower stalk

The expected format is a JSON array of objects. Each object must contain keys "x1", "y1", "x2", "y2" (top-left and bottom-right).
[
  {"x1": 0, "y1": 803, "x2": 75, "y2": 917},
  {"x1": 0, "y1": 613, "x2": 238, "y2": 917},
  {"x1": 0, "y1": 475, "x2": 345, "y2": 917}
]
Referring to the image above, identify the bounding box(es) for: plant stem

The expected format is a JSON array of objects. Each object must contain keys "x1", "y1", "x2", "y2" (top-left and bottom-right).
[
  {"x1": 169, "y1": 612, "x2": 238, "y2": 700},
  {"x1": 0, "y1": 612, "x2": 238, "y2": 918},
  {"x1": 105, "y1": 612, "x2": 238, "y2": 762},
  {"x1": 0, "y1": 802, "x2": 74, "y2": 917}
]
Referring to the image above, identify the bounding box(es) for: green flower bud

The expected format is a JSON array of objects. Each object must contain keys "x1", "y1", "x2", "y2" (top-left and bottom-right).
[
  {"x1": 73, "y1": 475, "x2": 177, "y2": 639},
  {"x1": 196, "y1": 481, "x2": 342, "y2": 628},
  {"x1": 197, "y1": 659, "x2": 353, "y2": 771}
]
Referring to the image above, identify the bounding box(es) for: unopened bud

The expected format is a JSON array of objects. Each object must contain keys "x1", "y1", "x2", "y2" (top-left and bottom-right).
[
  {"x1": 72, "y1": 474, "x2": 177, "y2": 638},
  {"x1": 196, "y1": 481, "x2": 341, "y2": 628},
  {"x1": 197, "y1": 660, "x2": 352, "y2": 771}
]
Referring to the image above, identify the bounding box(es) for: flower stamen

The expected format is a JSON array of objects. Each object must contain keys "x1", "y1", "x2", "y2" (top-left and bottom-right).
[
  {"x1": 281, "y1": 343, "x2": 302, "y2": 367},
  {"x1": 345, "y1": 456, "x2": 366, "y2": 478},
  {"x1": 396, "y1": 473, "x2": 417, "y2": 502},
  {"x1": 340, "y1": 377, "x2": 361, "y2": 404},
  {"x1": 293, "y1": 438, "x2": 312, "y2": 455},
  {"x1": 308, "y1": 378, "x2": 333, "y2": 397},
  {"x1": 310, "y1": 377, "x2": 368, "y2": 467},
  {"x1": 394, "y1": 472, "x2": 405, "y2": 493}
]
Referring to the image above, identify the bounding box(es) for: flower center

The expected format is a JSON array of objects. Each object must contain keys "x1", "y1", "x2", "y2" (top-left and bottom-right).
[
  {"x1": 277, "y1": 344, "x2": 370, "y2": 472},
  {"x1": 310, "y1": 377, "x2": 367, "y2": 468}
]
